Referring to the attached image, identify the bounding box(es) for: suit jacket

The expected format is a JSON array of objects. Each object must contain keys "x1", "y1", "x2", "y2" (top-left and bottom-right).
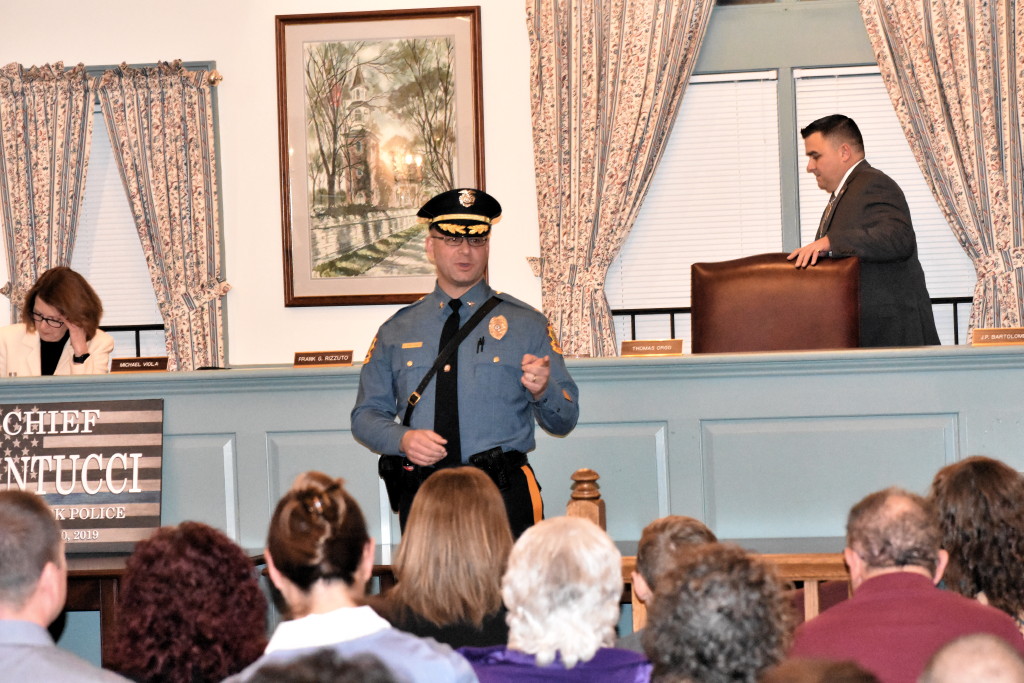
[
  {"x1": 0, "y1": 620, "x2": 128, "y2": 682},
  {"x1": 790, "y1": 573, "x2": 1024, "y2": 683},
  {"x1": 0, "y1": 323, "x2": 115, "y2": 376},
  {"x1": 818, "y1": 161, "x2": 940, "y2": 347}
]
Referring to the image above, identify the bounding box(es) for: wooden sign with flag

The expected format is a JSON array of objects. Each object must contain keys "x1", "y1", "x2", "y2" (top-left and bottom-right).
[{"x1": 0, "y1": 398, "x2": 163, "y2": 553}]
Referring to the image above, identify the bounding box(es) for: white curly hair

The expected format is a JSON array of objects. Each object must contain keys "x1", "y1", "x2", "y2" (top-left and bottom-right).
[{"x1": 502, "y1": 516, "x2": 623, "y2": 668}]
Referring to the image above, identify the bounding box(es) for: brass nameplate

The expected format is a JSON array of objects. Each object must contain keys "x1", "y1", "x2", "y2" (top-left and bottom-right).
[
  {"x1": 111, "y1": 356, "x2": 169, "y2": 373},
  {"x1": 971, "y1": 328, "x2": 1024, "y2": 346},
  {"x1": 294, "y1": 350, "x2": 353, "y2": 367},
  {"x1": 621, "y1": 339, "x2": 684, "y2": 357}
]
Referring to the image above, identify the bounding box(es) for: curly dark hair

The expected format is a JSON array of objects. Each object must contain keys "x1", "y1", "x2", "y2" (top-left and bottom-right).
[
  {"x1": 248, "y1": 651, "x2": 397, "y2": 683},
  {"x1": 107, "y1": 522, "x2": 267, "y2": 682},
  {"x1": 928, "y1": 456, "x2": 1024, "y2": 620},
  {"x1": 643, "y1": 543, "x2": 792, "y2": 683}
]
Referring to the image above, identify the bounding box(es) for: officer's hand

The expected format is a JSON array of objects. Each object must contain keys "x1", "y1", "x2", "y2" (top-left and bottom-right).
[
  {"x1": 521, "y1": 354, "x2": 550, "y2": 399},
  {"x1": 400, "y1": 429, "x2": 448, "y2": 466},
  {"x1": 787, "y1": 236, "x2": 831, "y2": 268}
]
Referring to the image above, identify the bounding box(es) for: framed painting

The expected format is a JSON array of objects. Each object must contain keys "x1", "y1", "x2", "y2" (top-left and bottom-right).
[{"x1": 276, "y1": 7, "x2": 485, "y2": 306}]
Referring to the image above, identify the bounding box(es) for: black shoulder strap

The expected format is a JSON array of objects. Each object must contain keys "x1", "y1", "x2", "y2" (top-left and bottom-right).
[{"x1": 402, "y1": 295, "x2": 502, "y2": 426}]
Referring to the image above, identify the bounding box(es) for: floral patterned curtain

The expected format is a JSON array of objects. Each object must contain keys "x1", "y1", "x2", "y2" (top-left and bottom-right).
[
  {"x1": 527, "y1": 0, "x2": 713, "y2": 357},
  {"x1": 860, "y1": 0, "x2": 1024, "y2": 330},
  {"x1": 97, "y1": 61, "x2": 229, "y2": 370},
  {"x1": 0, "y1": 62, "x2": 93, "y2": 318}
]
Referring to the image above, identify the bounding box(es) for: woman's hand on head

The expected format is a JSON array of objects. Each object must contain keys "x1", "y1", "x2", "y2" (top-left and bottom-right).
[{"x1": 66, "y1": 320, "x2": 89, "y2": 355}]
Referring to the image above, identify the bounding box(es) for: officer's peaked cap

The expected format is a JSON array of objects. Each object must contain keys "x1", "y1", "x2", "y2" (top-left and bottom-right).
[{"x1": 417, "y1": 188, "x2": 502, "y2": 236}]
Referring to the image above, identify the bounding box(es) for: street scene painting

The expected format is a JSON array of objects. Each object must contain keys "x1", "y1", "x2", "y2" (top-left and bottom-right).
[{"x1": 277, "y1": 9, "x2": 484, "y2": 305}]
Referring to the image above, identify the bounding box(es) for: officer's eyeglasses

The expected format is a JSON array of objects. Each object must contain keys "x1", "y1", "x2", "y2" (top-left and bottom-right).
[
  {"x1": 431, "y1": 235, "x2": 489, "y2": 248},
  {"x1": 32, "y1": 311, "x2": 65, "y2": 328}
]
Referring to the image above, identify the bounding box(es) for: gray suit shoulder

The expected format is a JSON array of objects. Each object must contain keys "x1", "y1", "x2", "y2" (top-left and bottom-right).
[
  {"x1": 0, "y1": 643, "x2": 130, "y2": 682},
  {"x1": 856, "y1": 161, "x2": 905, "y2": 192}
]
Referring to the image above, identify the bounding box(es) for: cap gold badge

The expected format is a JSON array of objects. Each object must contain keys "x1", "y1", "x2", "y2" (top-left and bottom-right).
[
  {"x1": 489, "y1": 315, "x2": 508, "y2": 341},
  {"x1": 458, "y1": 189, "x2": 476, "y2": 207}
]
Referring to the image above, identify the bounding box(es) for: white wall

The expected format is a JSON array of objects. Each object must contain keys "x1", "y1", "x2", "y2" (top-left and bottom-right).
[{"x1": 0, "y1": 0, "x2": 541, "y2": 365}]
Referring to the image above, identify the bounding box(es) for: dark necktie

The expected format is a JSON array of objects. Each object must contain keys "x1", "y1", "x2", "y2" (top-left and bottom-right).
[
  {"x1": 816, "y1": 192, "x2": 838, "y2": 239},
  {"x1": 435, "y1": 299, "x2": 462, "y2": 468}
]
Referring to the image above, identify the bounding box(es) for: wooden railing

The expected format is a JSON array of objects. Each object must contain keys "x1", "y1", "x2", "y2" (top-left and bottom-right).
[
  {"x1": 565, "y1": 468, "x2": 849, "y2": 627},
  {"x1": 620, "y1": 552, "x2": 848, "y2": 629}
]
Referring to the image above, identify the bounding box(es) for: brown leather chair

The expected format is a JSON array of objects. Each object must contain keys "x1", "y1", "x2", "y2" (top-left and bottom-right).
[{"x1": 691, "y1": 253, "x2": 859, "y2": 353}]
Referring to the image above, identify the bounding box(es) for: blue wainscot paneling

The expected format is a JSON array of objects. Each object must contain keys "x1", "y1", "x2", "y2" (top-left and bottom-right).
[{"x1": 1, "y1": 344, "x2": 1022, "y2": 547}]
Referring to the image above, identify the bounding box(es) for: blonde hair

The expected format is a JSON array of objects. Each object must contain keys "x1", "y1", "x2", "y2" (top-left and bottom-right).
[
  {"x1": 503, "y1": 516, "x2": 622, "y2": 668},
  {"x1": 390, "y1": 467, "x2": 512, "y2": 627}
]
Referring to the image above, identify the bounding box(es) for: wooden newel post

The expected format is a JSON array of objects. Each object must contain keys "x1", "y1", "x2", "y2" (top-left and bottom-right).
[{"x1": 566, "y1": 468, "x2": 606, "y2": 530}]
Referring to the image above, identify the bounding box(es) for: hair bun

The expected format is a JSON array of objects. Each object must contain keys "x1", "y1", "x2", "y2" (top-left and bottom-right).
[{"x1": 290, "y1": 472, "x2": 346, "y2": 522}]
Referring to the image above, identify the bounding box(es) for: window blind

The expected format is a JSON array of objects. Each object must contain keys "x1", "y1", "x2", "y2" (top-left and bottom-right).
[
  {"x1": 72, "y1": 106, "x2": 163, "y2": 328},
  {"x1": 606, "y1": 71, "x2": 782, "y2": 345}
]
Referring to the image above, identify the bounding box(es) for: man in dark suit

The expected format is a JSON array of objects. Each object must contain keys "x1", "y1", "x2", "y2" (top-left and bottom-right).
[{"x1": 788, "y1": 114, "x2": 940, "y2": 347}]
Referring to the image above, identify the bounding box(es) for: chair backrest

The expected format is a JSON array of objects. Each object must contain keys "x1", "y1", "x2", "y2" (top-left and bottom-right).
[{"x1": 691, "y1": 253, "x2": 859, "y2": 353}]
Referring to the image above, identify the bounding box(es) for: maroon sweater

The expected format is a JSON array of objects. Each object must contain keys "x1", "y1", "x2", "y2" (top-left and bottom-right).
[{"x1": 790, "y1": 572, "x2": 1024, "y2": 683}]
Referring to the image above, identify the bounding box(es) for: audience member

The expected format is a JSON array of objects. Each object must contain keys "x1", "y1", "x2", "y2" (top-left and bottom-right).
[
  {"x1": 789, "y1": 487, "x2": 1024, "y2": 683},
  {"x1": 761, "y1": 658, "x2": 879, "y2": 683},
  {"x1": 0, "y1": 489, "x2": 127, "y2": 682},
  {"x1": 617, "y1": 515, "x2": 717, "y2": 653},
  {"x1": 0, "y1": 266, "x2": 114, "y2": 376},
  {"x1": 366, "y1": 467, "x2": 512, "y2": 647},
  {"x1": 460, "y1": 516, "x2": 651, "y2": 681},
  {"x1": 226, "y1": 471, "x2": 475, "y2": 683},
  {"x1": 247, "y1": 650, "x2": 398, "y2": 683},
  {"x1": 644, "y1": 542, "x2": 791, "y2": 683},
  {"x1": 919, "y1": 633, "x2": 1024, "y2": 683},
  {"x1": 928, "y1": 456, "x2": 1024, "y2": 633},
  {"x1": 106, "y1": 522, "x2": 267, "y2": 682}
]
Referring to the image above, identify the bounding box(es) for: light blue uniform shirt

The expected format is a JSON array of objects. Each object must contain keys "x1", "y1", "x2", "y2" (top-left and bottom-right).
[{"x1": 351, "y1": 280, "x2": 579, "y2": 460}]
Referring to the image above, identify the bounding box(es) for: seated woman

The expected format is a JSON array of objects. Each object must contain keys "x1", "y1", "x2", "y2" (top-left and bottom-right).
[
  {"x1": 106, "y1": 521, "x2": 267, "y2": 682},
  {"x1": 0, "y1": 266, "x2": 113, "y2": 376},
  {"x1": 928, "y1": 455, "x2": 1024, "y2": 634},
  {"x1": 227, "y1": 471, "x2": 476, "y2": 683},
  {"x1": 460, "y1": 516, "x2": 651, "y2": 682},
  {"x1": 366, "y1": 467, "x2": 512, "y2": 647}
]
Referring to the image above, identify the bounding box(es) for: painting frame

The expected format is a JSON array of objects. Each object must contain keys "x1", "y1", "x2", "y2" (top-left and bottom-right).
[{"x1": 276, "y1": 7, "x2": 485, "y2": 306}]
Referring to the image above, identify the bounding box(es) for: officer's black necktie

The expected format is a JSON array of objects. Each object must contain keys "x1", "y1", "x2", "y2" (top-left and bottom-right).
[{"x1": 435, "y1": 299, "x2": 462, "y2": 468}]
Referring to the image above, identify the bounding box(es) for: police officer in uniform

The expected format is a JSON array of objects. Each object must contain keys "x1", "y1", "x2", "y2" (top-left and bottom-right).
[{"x1": 351, "y1": 188, "x2": 579, "y2": 536}]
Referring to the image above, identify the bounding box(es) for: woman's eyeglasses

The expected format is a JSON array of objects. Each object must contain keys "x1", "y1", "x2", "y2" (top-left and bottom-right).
[{"x1": 32, "y1": 312, "x2": 65, "y2": 328}]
